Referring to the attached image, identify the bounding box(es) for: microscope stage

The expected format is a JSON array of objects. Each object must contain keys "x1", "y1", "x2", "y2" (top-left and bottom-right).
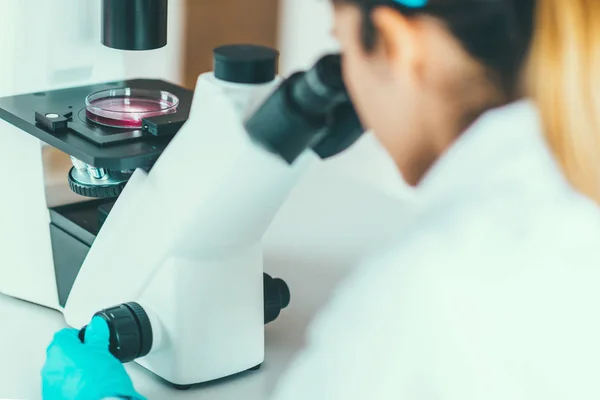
[{"x1": 0, "y1": 79, "x2": 193, "y2": 170}]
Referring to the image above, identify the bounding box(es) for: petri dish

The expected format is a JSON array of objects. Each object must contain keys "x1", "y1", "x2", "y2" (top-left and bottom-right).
[{"x1": 85, "y1": 88, "x2": 179, "y2": 129}]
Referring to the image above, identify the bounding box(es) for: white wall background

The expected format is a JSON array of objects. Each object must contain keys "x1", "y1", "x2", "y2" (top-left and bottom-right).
[
  {"x1": 277, "y1": 0, "x2": 410, "y2": 198},
  {"x1": 0, "y1": 0, "x2": 186, "y2": 96}
]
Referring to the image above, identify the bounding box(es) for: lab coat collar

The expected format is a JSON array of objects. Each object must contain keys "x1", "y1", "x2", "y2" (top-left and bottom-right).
[{"x1": 416, "y1": 100, "x2": 569, "y2": 205}]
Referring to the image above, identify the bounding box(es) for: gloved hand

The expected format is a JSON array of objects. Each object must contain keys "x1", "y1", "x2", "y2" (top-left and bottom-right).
[{"x1": 42, "y1": 316, "x2": 146, "y2": 400}]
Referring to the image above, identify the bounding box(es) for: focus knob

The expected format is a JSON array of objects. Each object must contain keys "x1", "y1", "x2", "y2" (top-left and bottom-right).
[
  {"x1": 68, "y1": 167, "x2": 129, "y2": 198},
  {"x1": 78, "y1": 302, "x2": 153, "y2": 363},
  {"x1": 264, "y1": 273, "x2": 291, "y2": 324}
]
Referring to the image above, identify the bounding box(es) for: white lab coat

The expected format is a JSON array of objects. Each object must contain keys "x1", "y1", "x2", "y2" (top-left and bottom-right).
[{"x1": 271, "y1": 100, "x2": 600, "y2": 399}]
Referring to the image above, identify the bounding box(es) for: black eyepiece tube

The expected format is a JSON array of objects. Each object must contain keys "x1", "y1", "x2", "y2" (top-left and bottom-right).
[
  {"x1": 245, "y1": 54, "x2": 351, "y2": 164},
  {"x1": 102, "y1": 0, "x2": 168, "y2": 51},
  {"x1": 289, "y1": 54, "x2": 347, "y2": 118},
  {"x1": 311, "y1": 102, "x2": 364, "y2": 160}
]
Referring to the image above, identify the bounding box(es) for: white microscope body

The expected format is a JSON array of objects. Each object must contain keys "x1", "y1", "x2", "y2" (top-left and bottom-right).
[
  {"x1": 63, "y1": 74, "x2": 312, "y2": 384},
  {"x1": 0, "y1": 0, "x2": 360, "y2": 388}
]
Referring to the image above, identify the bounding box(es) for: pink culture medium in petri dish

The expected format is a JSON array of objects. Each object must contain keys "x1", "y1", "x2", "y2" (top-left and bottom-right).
[{"x1": 85, "y1": 88, "x2": 179, "y2": 129}]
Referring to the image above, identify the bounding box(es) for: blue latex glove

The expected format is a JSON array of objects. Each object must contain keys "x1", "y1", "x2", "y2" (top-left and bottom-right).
[{"x1": 42, "y1": 317, "x2": 146, "y2": 400}]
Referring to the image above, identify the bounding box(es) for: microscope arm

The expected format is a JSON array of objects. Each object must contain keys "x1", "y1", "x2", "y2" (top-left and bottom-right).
[{"x1": 62, "y1": 73, "x2": 313, "y2": 383}]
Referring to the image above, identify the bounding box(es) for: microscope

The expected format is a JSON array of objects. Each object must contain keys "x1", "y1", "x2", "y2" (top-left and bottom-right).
[{"x1": 0, "y1": 0, "x2": 363, "y2": 388}]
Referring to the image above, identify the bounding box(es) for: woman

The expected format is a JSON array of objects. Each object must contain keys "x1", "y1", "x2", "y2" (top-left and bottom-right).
[{"x1": 42, "y1": 0, "x2": 600, "y2": 398}]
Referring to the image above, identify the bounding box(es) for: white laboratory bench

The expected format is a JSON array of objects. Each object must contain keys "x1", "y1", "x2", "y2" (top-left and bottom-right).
[{"x1": 0, "y1": 165, "x2": 410, "y2": 400}]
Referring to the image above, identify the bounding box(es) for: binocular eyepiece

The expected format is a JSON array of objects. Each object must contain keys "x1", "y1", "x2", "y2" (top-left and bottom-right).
[{"x1": 245, "y1": 54, "x2": 364, "y2": 164}]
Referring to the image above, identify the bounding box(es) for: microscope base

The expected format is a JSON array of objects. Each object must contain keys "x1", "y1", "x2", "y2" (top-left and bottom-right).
[
  {"x1": 172, "y1": 384, "x2": 193, "y2": 391},
  {"x1": 169, "y1": 363, "x2": 263, "y2": 391},
  {"x1": 48, "y1": 199, "x2": 282, "y2": 386}
]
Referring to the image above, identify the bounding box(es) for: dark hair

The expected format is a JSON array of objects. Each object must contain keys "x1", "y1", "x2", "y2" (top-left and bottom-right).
[{"x1": 332, "y1": 0, "x2": 536, "y2": 93}]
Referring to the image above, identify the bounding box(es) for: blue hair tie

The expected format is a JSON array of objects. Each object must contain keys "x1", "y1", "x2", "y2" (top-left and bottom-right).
[{"x1": 393, "y1": 0, "x2": 428, "y2": 8}]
